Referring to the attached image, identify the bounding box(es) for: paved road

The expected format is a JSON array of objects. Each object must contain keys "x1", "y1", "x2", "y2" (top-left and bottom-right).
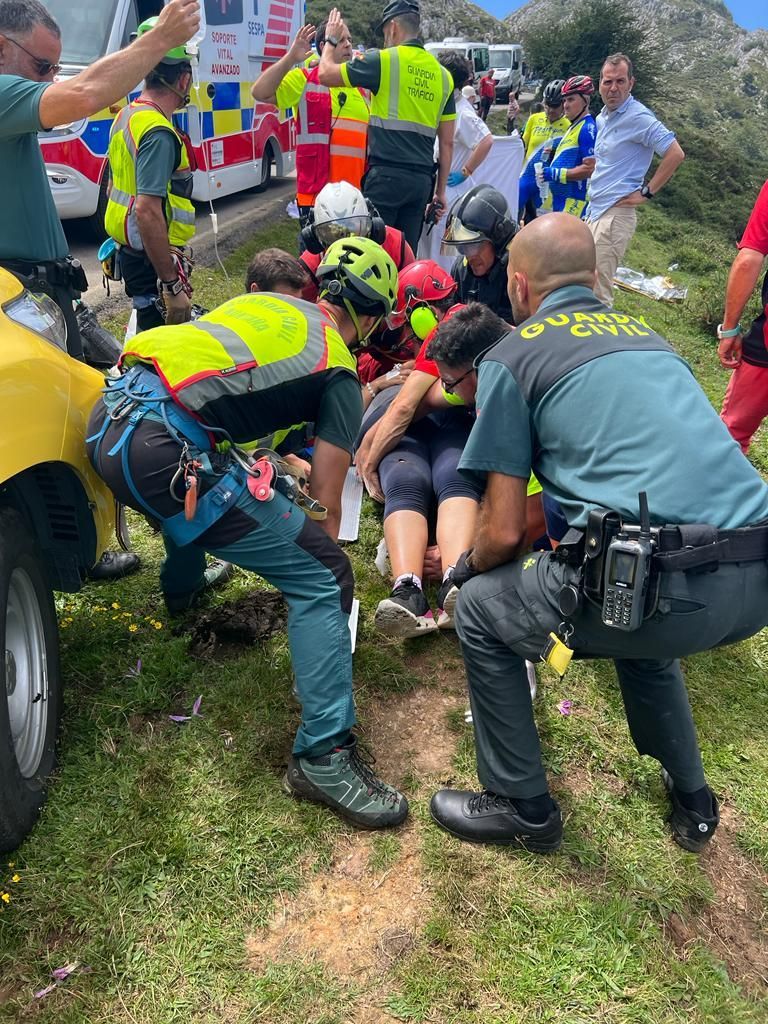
[{"x1": 65, "y1": 175, "x2": 296, "y2": 316}]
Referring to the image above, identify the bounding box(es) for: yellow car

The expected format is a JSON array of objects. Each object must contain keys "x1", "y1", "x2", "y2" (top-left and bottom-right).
[{"x1": 0, "y1": 268, "x2": 116, "y2": 852}]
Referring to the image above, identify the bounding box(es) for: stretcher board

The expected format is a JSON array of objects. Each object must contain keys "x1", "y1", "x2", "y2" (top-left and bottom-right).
[{"x1": 339, "y1": 467, "x2": 364, "y2": 542}]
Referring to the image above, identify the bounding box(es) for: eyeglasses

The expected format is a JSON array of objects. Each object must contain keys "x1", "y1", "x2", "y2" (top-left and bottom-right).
[
  {"x1": 5, "y1": 36, "x2": 61, "y2": 76},
  {"x1": 441, "y1": 367, "x2": 475, "y2": 394}
]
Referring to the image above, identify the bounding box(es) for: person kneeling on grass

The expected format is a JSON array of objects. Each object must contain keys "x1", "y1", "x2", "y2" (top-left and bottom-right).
[{"x1": 86, "y1": 237, "x2": 408, "y2": 830}]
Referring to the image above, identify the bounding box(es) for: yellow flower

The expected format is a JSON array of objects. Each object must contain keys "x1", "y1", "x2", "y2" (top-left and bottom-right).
[
  {"x1": 111, "y1": 602, "x2": 120, "y2": 610},
  {"x1": 153, "y1": 621, "x2": 163, "y2": 630},
  {"x1": 128, "y1": 624, "x2": 139, "y2": 633},
  {"x1": 11, "y1": 875, "x2": 20, "y2": 883},
  {"x1": 1, "y1": 892, "x2": 10, "y2": 903},
  {"x1": 111, "y1": 615, "x2": 119, "y2": 621}
]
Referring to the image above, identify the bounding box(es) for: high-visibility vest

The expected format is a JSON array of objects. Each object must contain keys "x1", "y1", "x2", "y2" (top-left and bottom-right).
[
  {"x1": 295, "y1": 65, "x2": 369, "y2": 205},
  {"x1": 105, "y1": 101, "x2": 196, "y2": 250},
  {"x1": 368, "y1": 46, "x2": 453, "y2": 156},
  {"x1": 120, "y1": 293, "x2": 358, "y2": 422}
]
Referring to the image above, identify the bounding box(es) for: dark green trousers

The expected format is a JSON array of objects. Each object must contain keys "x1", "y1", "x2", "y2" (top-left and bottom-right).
[
  {"x1": 362, "y1": 164, "x2": 433, "y2": 253},
  {"x1": 455, "y1": 550, "x2": 768, "y2": 798}
]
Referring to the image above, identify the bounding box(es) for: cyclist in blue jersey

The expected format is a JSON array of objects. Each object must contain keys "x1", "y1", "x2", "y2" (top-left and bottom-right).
[{"x1": 536, "y1": 75, "x2": 597, "y2": 219}]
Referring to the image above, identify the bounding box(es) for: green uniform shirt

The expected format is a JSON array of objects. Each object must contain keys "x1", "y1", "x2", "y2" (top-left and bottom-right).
[
  {"x1": 135, "y1": 128, "x2": 181, "y2": 197},
  {"x1": 460, "y1": 286, "x2": 768, "y2": 530},
  {"x1": 340, "y1": 40, "x2": 455, "y2": 168},
  {"x1": 0, "y1": 75, "x2": 68, "y2": 261}
]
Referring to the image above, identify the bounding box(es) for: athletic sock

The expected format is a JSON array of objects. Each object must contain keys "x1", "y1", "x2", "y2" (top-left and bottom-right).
[
  {"x1": 513, "y1": 793, "x2": 556, "y2": 824},
  {"x1": 675, "y1": 784, "x2": 715, "y2": 817},
  {"x1": 394, "y1": 572, "x2": 422, "y2": 591}
]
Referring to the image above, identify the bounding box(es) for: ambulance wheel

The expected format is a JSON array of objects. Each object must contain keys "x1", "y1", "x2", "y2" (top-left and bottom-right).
[
  {"x1": 0, "y1": 508, "x2": 62, "y2": 853},
  {"x1": 254, "y1": 145, "x2": 274, "y2": 193}
]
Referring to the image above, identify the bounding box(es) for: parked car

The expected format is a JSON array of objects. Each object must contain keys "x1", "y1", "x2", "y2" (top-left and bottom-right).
[{"x1": 0, "y1": 268, "x2": 116, "y2": 852}]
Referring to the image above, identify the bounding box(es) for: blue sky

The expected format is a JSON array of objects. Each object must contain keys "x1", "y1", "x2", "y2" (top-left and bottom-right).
[{"x1": 478, "y1": 1, "x2": 767, "y2": 31}]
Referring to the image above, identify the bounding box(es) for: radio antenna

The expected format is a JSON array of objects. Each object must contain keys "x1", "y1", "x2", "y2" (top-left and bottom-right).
[{"x1": 638, "y1": 491, "x2": 650, "y2": 539}]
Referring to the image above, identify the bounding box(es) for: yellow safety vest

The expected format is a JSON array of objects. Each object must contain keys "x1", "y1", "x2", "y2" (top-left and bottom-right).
[
  {"x1": 369, "y1": 45, "x2": 453, "y2": 142},
  {"x1": 121, "y1": 294, "x2": 358, "y2": 430},
  {"x1": 105, "y1": 102, "x2": 196, "y2": 250}
]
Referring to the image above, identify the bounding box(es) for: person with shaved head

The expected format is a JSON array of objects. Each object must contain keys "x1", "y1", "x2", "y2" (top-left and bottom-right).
[{"x1": 429, "y1": 213, "x2": 768, "y2": 855}]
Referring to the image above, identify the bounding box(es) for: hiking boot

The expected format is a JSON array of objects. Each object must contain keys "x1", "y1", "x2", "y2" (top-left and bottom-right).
[
  {"x1": 429, "y1": 788, "x2": 562, "y2": 852},
  {"x1": 87, "y1": 550, "x2": 141, "y2": 582},
  {"x1": 284, "y1": 737, "x2": 408, "y2": 829},
  {"x1": 437, "y1": 572, "x2": 459, "y2": 629},
  {"x1": 374, "y1": 577, "x2": 437, "y2": 638},
  {"x1": 661, "y1": 769, "x2": 719, "y2": 853},
  {"x1": 164, "y1": 559, "x2": 235, "y2": 615}
]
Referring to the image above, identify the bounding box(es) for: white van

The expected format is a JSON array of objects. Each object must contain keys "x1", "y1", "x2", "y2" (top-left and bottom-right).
[
  {"x1": 38, "y1": 0, "x2": 301, "y2": 233},
  {"x1": 488, "y1": 43, "x2": 523, "y2": 102},
  {"x1": 425, "y1": 38, "x2": 490, "y2": 77}
]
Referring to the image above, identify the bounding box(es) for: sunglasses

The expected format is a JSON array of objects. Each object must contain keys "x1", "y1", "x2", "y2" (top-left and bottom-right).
[
  {"x1": 5, "y1": 36, "x2": 61, "y2": 76},
  {"x1": 441, "y1": 366, "x2": 475, "y2": 394}
]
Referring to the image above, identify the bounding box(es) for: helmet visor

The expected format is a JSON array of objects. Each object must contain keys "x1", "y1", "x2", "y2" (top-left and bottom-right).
[
  {"x1": 315, "y1": 215, "x2": 373, "y2": 250},
  {"x1": 441, "y1": 215, "x2": 486, "y2": 248}
]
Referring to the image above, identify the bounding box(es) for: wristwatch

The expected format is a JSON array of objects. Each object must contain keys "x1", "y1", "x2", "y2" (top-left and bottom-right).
[
  {"x1": 160, "y1": 277, "x2": 184, "y2": 297},
  {"x1": 325, "y1": 34, "x2": 339, "y2": 47},
  {"x1": 640, "y1": 183, "x2": 654, "y2": 200},
  {"x1": 716, "y1": 323, "x2": 744, "y2": 340}
]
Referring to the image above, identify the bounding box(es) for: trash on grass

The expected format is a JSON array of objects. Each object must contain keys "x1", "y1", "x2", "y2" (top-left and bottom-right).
[{"x1": 614, "y1": 266, "x2": 687, "y2": 303}]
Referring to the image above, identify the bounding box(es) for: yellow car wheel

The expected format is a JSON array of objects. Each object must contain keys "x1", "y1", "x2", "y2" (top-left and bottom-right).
[{"x1": 0, "y1": 508, "x2": 61, "y2": 853}]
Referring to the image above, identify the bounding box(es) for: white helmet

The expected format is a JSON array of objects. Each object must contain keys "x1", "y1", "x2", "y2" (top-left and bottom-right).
[{"x1": 313, "y1": 181, "x2": 372, "y2": 249}]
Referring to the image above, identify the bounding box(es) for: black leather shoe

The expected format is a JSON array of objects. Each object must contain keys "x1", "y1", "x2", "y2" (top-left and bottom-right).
[
  {"x1": 661, "y1": 770, "x2": 719, "y2": 853},
  {"x1": 87, "y1": 550, "x2": 141, "y2": 582},
  {"x1": 430, "y1": 789, "x2": 562, "y2": 852}
]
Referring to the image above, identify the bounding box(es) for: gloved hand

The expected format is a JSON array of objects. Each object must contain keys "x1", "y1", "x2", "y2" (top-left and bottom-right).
[
  {"x1": 538, "y1": 164, "x2": 555, "y2": 183},
  {"x1": 447, "y1": 170, "x2": 467, "y2": 187},
  {"x1": 452, "y1": 548, "x2": 480, "y2": 588},
  {"x1": 164, "y1": 289, "x2": 192, "y2": 325}
]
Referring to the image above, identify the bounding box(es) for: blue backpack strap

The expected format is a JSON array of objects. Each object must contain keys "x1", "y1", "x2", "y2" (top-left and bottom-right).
[{"x1": 162, "y1": 467, "x2": 246, "y2": 546}]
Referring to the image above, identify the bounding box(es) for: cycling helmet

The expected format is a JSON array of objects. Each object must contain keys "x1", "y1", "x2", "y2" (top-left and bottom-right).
[
  {"x1": 387, "y1": 260, "x2": 457, "y2": 331},
  {"x1": 317, "y1": 236, "x2": 398, "y2": 318},
  {"x1": 135, "y1": 17, "x2": 192, "y2": 64},
  {"x1": 542, "y1": 79, "x2": 565, "y2": 106},
  {"x1": 441, "y1": 184, "x2": 517, "y2": 254},
  {"x1": 562, "y1": 74, "x2": 595, "y2": 97}
]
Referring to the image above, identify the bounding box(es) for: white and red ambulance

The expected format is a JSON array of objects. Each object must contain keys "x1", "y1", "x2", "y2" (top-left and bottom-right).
[{"x1": 39, "y1": 0, "x2": 302, "y2": 233}]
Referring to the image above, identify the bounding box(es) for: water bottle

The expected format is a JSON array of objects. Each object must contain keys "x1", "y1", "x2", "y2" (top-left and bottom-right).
[{"x1": 534, "y1": 162, "x2": 549, "y2": 202}]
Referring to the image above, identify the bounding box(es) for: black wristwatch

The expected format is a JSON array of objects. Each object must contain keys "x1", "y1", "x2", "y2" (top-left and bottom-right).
[
  {"x1": 325, "y1": 34, "x2": 339, "y2": 47},
  {"x1": 160, "y1": 277, "x2": 184, "y2": 296},
  {"x1": 640, "y1": 183, "x2": 654, "y2": 200}
]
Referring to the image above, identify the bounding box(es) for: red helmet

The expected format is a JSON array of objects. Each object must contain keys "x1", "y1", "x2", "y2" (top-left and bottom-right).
[
  {"x1": 387, "y1": 260, "x2": 457, "y2": 330},
  {"x1": 562, "y1": 75, "x2": 595, "y2": 97}
]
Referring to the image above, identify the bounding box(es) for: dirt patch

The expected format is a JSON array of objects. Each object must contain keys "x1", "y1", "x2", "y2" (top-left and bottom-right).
[
  {"x1": 553, "y1": 764, "x2": 627, "y2": 801},
  {"x1": 362, "y1": 686, "x2": 466, "y2": 787},
  {"x1": 666, "y1": 806, "x2": 768, "y2": 992},
  {"x1": 184, "y1": 590, "x2": 286, "y2": 658},
  {"x1": 247, "y1": 828, "x2": 428, "y2": 985}
]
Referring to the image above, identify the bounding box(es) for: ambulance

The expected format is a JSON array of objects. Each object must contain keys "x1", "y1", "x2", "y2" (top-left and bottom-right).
[{"x1": 38, "y1": 0, "x2": 303, "y2": 234}]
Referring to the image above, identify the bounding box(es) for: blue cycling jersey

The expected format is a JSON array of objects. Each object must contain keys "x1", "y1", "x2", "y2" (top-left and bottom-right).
[{"x1": 544, "y1": 114, "x2": 597, "y2": 218}]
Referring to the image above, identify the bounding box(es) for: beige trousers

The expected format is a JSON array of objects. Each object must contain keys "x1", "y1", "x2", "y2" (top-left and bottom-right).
[{"x1": 587, "y1": 206, "x2": 638, "y2": 306}]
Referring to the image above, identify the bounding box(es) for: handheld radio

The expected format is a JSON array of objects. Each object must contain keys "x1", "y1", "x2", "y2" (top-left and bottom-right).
[{"x1": 601, "y1": 491, "x2": 655, "y2": 631}]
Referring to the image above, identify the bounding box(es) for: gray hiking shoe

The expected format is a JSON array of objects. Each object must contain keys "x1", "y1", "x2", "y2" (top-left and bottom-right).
[{"x1": 284, "y1": 737, "x2": 408, "y2": 829}]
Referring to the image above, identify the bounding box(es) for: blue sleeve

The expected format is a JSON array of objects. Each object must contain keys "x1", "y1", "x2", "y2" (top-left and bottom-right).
[
  {"x1": 639, "y1": 111, "x2": 675, "y2": 156},
  {"x1": 579, "y1": 118, "x2": 597, "y2": 160},
  {"x1": 0, "y1": 75, "x2": 49, "y2": 138},
  {"x1": 459, "y1": 360, "x2": 532, "y2": 484}
]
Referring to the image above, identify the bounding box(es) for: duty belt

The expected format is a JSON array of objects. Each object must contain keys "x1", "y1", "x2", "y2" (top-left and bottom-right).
[{"x1": 651, "y1": 522, "x2": 768, "y2": 572}]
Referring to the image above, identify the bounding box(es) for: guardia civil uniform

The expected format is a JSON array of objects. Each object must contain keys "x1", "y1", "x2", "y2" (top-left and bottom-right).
[
  {"x1": 338, "y1": 1, "x2": 455, "y2": 251},
  {"x1": 432, "y1": 284, "x2": 768, "y2": 850},
  {"x1": 86, "y1": 293, "x2": 363, "y2": 760}
]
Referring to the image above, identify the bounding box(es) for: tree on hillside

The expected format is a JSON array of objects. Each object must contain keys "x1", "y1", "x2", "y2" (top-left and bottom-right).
[
  {"x1": 304, "y1": 0, "x2": 383, "y2": 49},
  {"x1": 522, "y1": 0, "x2": 662, "y2": 110}
]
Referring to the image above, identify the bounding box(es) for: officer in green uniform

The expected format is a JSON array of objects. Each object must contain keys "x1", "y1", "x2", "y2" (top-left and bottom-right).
[
  {"x1": 106, "y1": 16, "x2": 197, "y2": 332},
  {"x1": 318, "y1": 1, "x2": 455, "y2": 252},
  {"x1": 428, "y1": 214, "x2": 768, "y2": 854},
  {"x1": 86, "y1": 237, "x2": 409, "y2": 831}
]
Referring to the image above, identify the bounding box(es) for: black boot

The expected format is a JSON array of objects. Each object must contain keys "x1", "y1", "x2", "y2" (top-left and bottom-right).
[{"x1": 87, "y1": 551, "x2": 141, "y2": 582}]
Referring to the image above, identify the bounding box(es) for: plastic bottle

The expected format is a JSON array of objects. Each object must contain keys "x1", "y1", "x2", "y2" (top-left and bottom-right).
[
  {"x1": 167, "y1": 0, "x2": 206, "y2": 87},
  {"x1": 534, "y1": 161, "x2": 550, "y2": 202}
]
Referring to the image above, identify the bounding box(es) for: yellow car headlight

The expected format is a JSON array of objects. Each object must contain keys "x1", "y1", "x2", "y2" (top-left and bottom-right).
[{"x1": 3, "y1": 290, "x2": 68, "y2": 351}]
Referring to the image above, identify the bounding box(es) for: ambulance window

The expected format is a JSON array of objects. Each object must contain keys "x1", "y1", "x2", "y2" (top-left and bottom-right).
[
  {"x1": 123, "y1": 6, "x2": 138, "y2": 47},
  {"x1": 44, "y1": 0, "x2": 121, "y2": 64}
]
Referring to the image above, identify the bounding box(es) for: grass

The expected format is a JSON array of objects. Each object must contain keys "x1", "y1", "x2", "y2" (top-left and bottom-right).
[{"x1": 1, "y1": 209, "x2": 767, "y2": 1023}]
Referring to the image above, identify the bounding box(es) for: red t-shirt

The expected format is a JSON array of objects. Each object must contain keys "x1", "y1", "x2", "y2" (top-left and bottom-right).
[
  {"x1": 480, "y1": 77, "x2": 495, "y2": 99},
  {"x1": 413, "y1": 332, "x2": 440, "y2": 378},
  {"x1": 739, "y1": 180, "x2": 768, "y2": 256},
  {"x1": 300, "y1": 225, "x2": 415, "y2": 302}
]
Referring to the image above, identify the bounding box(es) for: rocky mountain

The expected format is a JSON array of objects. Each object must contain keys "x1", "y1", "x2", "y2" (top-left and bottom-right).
[{"x1": 419, "y1": 1, "x2": 508, "y2": 43}]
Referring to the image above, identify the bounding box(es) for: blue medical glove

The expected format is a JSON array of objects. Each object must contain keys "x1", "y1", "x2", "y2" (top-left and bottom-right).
[{"x1": 447, "y1": 170, "x2": 467, "y2": 187}]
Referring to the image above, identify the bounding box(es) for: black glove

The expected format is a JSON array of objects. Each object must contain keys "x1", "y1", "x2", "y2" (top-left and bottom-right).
[{"x1": 452, "y1": 549, "x2": 480, "y2": 588}]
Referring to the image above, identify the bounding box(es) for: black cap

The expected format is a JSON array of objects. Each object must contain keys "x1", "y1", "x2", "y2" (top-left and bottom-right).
[{"x1": 379, "y1": 0, "x2": 420, "y2": 30}]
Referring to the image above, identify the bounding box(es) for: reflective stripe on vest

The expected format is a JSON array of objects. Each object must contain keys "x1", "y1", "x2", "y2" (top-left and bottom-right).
[
  {"x1": 105, "y1": 102, "x2": 196, "y2": 250},
  {"x1": 368, "y1": 47, "x2": 452, "y2": 137},
  {"x1": 120, "y1": 293, "x2": 358, "y2": 415}
]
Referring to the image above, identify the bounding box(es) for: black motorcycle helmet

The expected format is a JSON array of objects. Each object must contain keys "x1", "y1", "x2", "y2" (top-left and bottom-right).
[{"x1": 441, "y1": 184, "x2": 517, "y2": 255}]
